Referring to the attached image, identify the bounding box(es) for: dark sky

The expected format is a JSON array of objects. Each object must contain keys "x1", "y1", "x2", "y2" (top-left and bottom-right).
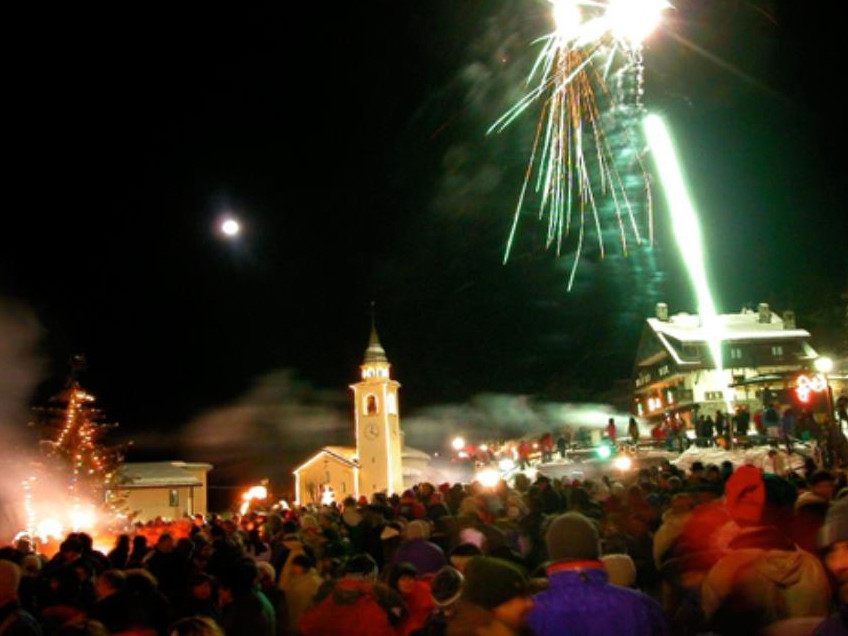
[{"x1": 3, "y1": 1, "x2": 846, "y2": 486}]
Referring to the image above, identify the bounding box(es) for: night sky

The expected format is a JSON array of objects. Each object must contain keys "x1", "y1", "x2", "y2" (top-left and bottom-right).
[{"x1": 2, "y1": 1, "x2": 846, "y2": 493}]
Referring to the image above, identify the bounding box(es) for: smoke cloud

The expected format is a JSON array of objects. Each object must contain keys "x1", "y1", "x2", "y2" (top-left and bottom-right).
[
  {"x1": 164, "y1": 370, "x2": 635, "y2": 506},
  {"x1": 0, "y1": 297, "x2": 46, "y2": 539}
]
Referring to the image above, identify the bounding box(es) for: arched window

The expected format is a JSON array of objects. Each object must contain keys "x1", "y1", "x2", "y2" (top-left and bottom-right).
[{"x1": 365, "y1": 394, "x2": 378, "y2": 415}]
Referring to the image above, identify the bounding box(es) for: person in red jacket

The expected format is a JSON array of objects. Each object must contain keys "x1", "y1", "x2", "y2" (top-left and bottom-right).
[
  {"x1": 299, "y1": 554, "x2": 404, "y2": 636},
  {"x1": 389, "y1": 562, "x2": 434, "y2": 636}
]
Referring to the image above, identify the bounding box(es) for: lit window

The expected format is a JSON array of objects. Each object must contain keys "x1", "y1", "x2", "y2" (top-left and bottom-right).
[
  {"x1": 169, "y1": 490, "x2": 179, "y2": 507},
  {"x1": 771, "y1": 345, "x2": 783, "y2": 358},
  {"x1": 730, "y1": 348, "x2": 743, "y2": 360},
  {"x1": 386, "y1": 393, "x2": 398, "y2": 415}
]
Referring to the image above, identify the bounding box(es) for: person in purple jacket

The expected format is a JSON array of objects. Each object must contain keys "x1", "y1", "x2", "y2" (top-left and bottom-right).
[
  {"x1": 389, "y1": 520, "x2": 447, "y2": 577},
  {"x1": 527, "y1": 512, "x2": 668, "y2": 636}
]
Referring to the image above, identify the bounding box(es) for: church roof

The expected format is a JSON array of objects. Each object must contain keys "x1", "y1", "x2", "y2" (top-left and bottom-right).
[
  {"x1": 363, "y1": 324, "x2": 388, "y2": 364},
  {"x1": 293, "y1": 446, "x2": 358, "y2": 473}
]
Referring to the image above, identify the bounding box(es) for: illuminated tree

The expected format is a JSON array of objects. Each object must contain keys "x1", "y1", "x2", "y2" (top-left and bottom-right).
[{"x1": 32, "y1": 355, "x2": 126, "y2": 512}]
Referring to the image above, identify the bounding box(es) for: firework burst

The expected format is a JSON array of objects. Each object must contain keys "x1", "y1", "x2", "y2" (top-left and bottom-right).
[{"x1": 491, "y1": 0, "x2": 668, "y2": 289}]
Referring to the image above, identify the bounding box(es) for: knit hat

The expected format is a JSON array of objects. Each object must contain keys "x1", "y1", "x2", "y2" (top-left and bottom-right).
[
  {"x1": 430, "y1": 566, "x2": 464, "y2": 607},
  {"x1": 819, "y1": 497, "x2": 848, "y2": 551},
  {"x1": 344, "y1": 553, "x2": 379, "y2": 580},
  {"x1": 545, "y1": 513, "x2": 600, "y2": 562},
  {"x1": 389, "y1": 562, "x2": 418, "y2": 590},
  {"x1": 809, "y1": 470, "x2": 836, "y2": 486},
  {"x1": 601, "y1": 554, "x2": 636, "y2": 587},
  {"x1": 461, "y1": 557, "x2": 529, "y2": 610},
  {"x1": 405, "y1": 519, "x2": 431, "y2": 541},
  {"x1": 724, "y1": 465, "x2": 766, "y2": 525}
]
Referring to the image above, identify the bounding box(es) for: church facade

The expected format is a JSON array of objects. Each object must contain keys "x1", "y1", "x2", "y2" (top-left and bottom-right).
[{"x1": 293, "y1": 325, "x2": 422, "y2": 504}]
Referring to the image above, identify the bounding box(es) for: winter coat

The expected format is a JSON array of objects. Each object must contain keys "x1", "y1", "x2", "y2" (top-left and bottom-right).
[
  {"x1": 283, "y1": 568, "x2": 323, "y2": 633},
  {"x1": 0, "y1": 600, "x2": 42, "y2": 636},
  {"x1": 298, "y1": 579, "x2": 401, "y2": 636},
  {"x1": 397, "y1": 579, "x2": 434, "y2": 636},
  {"x1": 221, "y1": 588, "x2": 276, "y2": 636},
  {"x1": 527, "y1": 562, "x2": 668, "y2": 636},
  {"x1": 446, "y1": 601, "x2": 518, "y2": 636},
  {"x1": 701, "y1": 546, "x2": 831, "y2": 633},
  {"x1": 277, "y1": 535, "x2": 307, "y2": 591}
]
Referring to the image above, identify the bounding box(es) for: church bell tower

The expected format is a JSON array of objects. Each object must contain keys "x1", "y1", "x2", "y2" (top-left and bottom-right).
[{"x1": 351, "y1": 322, "x2": 403, "y2": 496}]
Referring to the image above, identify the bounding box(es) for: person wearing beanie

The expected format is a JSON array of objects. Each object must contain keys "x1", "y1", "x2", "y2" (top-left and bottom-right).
[
  {"x1": 219, "y1": 557, "x2": 276, "y2": 636},
  {"x1": 699, "y1": 469, "x2": 831, "y2": 635},
  {"x1": 813, "y1": 498, "x2": 848, "y2": 634},
  {"x1": 255, "y1": 561, "x2": 288, "y2": 636},
  {"x1": 418, "y1": 566, "x2": 464, "y2": 636},
  {"x1": 447, "y1": 557, "x2": 532, "y2": 636},
  {"x1": 794, "y1": 471, "x2": 837, "y2": 554},
  {"x1": 448, "y1": 543, "x2": 482, "y2": 574},
  {"x1": 0, "y1": 560, "x2": 41, "y2": 635},
  {"x1": 724, "y1": 465, "x2": 767, "y2": 526},
  {"x1": 388, "y1": 562, "x2": 434, "y2": 636},
  {"x1": 299, "y1": 553, "x2": 404, "y2": 636},
  {"x1": 282, "y1": 553, "x2": 322, "y2": 633},
  {"x1": 528, "y1": 512, "x2": 668, "y2": 636}
]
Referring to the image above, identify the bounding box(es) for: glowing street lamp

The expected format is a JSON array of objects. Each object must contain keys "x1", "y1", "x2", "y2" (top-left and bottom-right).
[
  {"x1": 815, "y1": 357, "x2": 834, "y2": 374},
  {"x1": 451, "y1": 437, "x2": 466, "y2": 452},
  {"x1": 815, "y1": 356, "x2": 835, "y2": 419}
]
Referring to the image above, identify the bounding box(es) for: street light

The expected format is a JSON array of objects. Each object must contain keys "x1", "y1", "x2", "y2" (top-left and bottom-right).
[
  {"x1": 815, "y1": 357, "x2": 834, "y2": 374},
  {"x1": 451, "y1": 437, "x2": 466, "y2": 452},
  {"x1": 815, "y1": 356, "x2": 835, "y2": 422}
]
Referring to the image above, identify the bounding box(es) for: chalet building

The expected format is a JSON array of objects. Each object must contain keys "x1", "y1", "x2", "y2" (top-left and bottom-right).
[
  {"x1": 116, "y1": 461, "x2": 212, "y2": 522},
  {"x1": 632, "y1": 302, "x2": 824, "y2": 425}
]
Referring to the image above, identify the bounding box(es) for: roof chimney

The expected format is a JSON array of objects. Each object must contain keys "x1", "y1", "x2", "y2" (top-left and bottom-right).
[
  {"x1": 656, "y1": 302, "x2": 669, "y2": 321},
  {"x1": 758, "y1": 302, "x2": 771, "y2": 324},
  {"x1": 782, "y1": 310, "x2": 796, "y2": 330}
]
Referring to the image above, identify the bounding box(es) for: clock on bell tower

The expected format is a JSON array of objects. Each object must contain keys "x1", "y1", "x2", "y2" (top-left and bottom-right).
[{"x1": 351, "y1": 321, "x2": 403, "y2": 496}]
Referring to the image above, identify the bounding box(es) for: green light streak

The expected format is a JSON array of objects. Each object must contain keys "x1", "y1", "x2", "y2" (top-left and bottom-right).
[{"x1": 643, "y1": 113, "x2": 730, "y2": 406}]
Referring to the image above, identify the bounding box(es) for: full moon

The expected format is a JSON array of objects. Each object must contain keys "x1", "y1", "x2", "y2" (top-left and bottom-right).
[{"x1": 221, "y1": 219, "x2": 240, "y2": 237}]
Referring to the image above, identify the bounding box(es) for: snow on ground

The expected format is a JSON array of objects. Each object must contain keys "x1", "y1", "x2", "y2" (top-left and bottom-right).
[
  {"x1": 672, "y1": 445, "x2": 808, "y2": 474},
  {"x1": 496, "y1": 444, "x2": 809, "y2": 485}
]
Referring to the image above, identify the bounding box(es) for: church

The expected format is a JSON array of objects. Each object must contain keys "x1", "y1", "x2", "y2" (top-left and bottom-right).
[{"x1": 292, "y1": 324, "x2": 431, "y2": 505}]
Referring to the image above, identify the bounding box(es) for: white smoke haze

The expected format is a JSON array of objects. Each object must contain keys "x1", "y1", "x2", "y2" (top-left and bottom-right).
[
  {"x1": 168, "y1": 371, "x2": 636, "y2": 503},
  {"x1": 403, "y1": 393, "x2": 639, "y2": 451},
  {"x1": 173, "y1": 369, "x2": 353, "y2": 491},
  {"x1": 0, "y1": 297, "x2": 46, "y2": 539}
]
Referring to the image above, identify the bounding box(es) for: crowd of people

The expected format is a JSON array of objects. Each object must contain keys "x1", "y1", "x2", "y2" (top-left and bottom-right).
[{"x1": 0, "y1": 454, "x2": 846, "y2": 635}]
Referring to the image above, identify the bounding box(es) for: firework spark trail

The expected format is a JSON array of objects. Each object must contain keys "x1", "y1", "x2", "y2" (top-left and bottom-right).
[
  {"x1": 643, "y1": 113, "x2": 731, "y2": 409},
  {"x1": 491, "y1": 0, "x2": 666, "y2": 289}
]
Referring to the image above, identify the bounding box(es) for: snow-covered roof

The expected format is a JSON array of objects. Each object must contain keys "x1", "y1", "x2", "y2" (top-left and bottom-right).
[
  {"x1": 647, "y1": 310, "x2": 812, "y2": 343},
  {"x1": 119, "y1": 461, "x2": 211, "y2": 489}
]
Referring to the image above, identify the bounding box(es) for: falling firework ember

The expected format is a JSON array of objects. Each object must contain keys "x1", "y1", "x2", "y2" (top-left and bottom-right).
[{"x1": 491, "y1": 0, "x2": 668, "y2": 289}]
